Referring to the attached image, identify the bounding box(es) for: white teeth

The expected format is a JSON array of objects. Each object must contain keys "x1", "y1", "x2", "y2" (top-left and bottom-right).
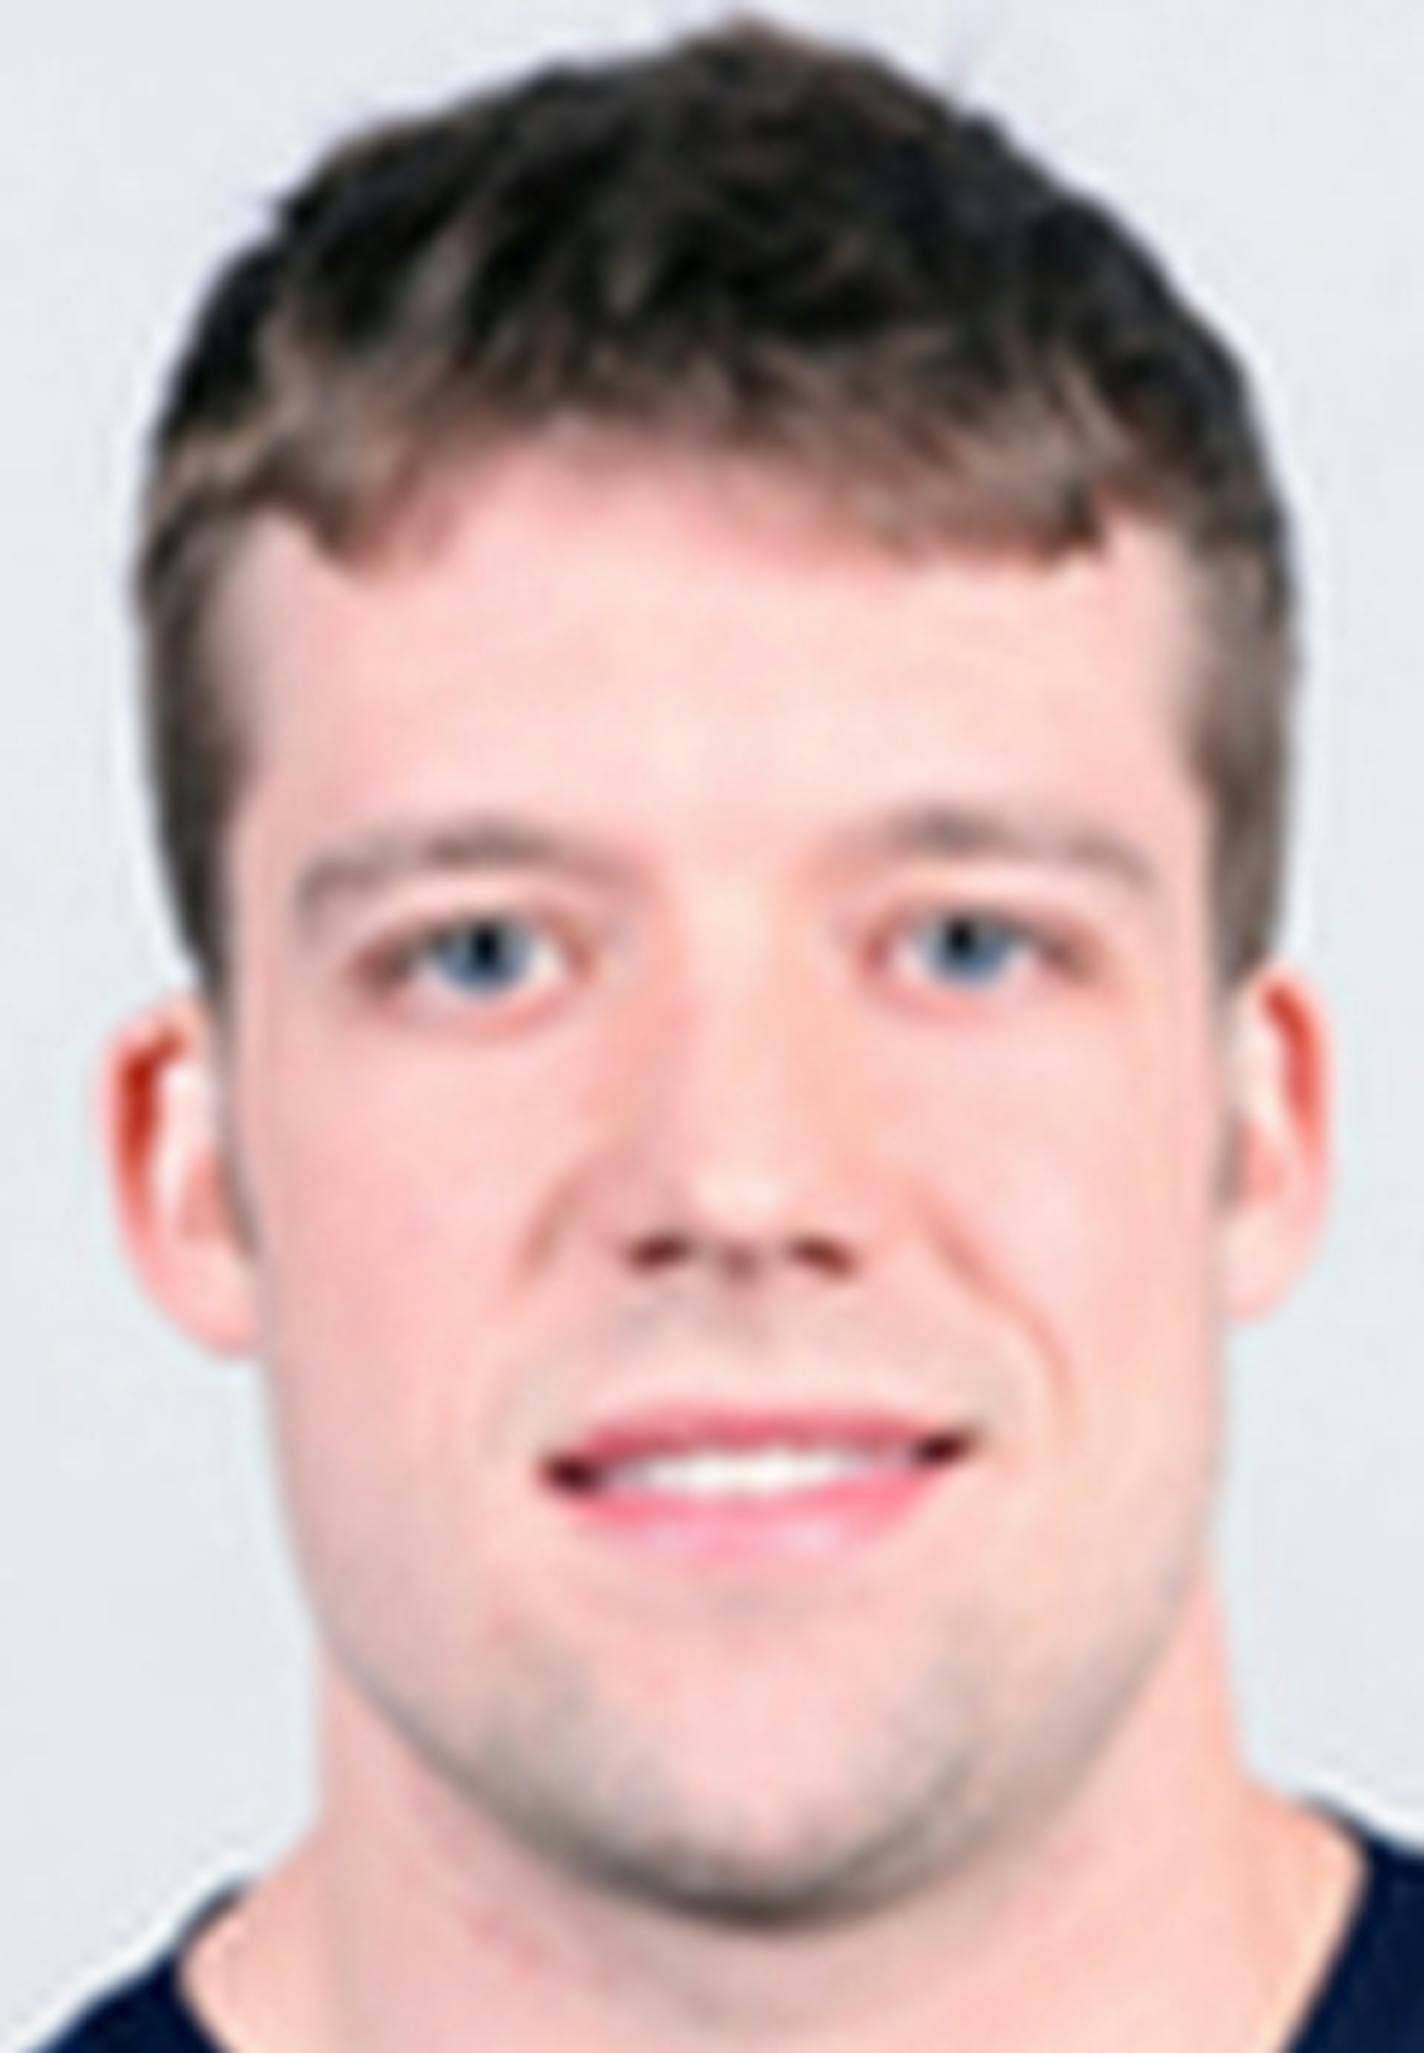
[{"x1": 596, "y1": 1444, "x2": 912, "y2": 1499}]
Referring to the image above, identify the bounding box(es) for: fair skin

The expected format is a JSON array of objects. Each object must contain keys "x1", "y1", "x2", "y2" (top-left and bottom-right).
[{"x1": 108, "y1": 440, "x2": 1357, "y2": 2053}]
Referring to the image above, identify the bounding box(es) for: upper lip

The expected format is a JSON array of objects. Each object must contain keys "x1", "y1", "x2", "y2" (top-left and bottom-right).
[{"x1": 542, "y1": 1406, "x2": 972, "y2": 1484}]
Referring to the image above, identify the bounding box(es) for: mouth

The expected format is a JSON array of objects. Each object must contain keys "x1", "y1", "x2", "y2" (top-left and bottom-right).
[{"x1": 541, "y1": 1408, "x2": 975, "y2": 1566}]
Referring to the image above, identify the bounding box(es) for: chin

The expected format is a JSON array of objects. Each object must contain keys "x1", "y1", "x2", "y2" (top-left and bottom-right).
[{"x1": 422, "y1": 1643, "x2": 989, "y2": 1930}]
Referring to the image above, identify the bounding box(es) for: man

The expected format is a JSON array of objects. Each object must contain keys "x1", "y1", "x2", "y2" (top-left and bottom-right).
[{"x1": 37, "y1": 15, "x2": 1424, "y2": 2051}]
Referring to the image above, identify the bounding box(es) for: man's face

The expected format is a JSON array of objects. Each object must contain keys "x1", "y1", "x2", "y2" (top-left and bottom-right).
[{"x1": 150, "y1": 444, "x2": 1313, "y2": 1919}]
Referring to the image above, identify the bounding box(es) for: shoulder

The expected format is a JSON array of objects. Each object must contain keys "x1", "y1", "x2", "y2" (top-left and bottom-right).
[
  {"x1": 1297, "y1": 1808, "x2": 1424, "y2": 2053},
  {"x1": 30, "y1": 1963, "x2": 176, "y2": 2050},
  {"x1": 26, "y1": 1893, "x2": 240, "y2": 2053}
]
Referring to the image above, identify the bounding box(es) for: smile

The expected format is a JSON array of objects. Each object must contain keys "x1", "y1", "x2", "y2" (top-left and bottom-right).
[
  {"x1": 574, "y1": 1441, "x2": 929, "y2": 1499},
  {"x1": 542, "y1": 1412, "x2": 972, "y2": 1566}
]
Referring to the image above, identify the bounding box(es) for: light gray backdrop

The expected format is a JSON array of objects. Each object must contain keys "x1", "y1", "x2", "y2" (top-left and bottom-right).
[{"x1": 6, "y1": 0, "x2": 1422, "y2": 2040}]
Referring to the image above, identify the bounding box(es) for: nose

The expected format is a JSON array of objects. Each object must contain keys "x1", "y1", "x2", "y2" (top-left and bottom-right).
[
  {"x1": 623, "y1": 1188, "x2": 859, "y2": 1287},
  {"x1": 589, "y1": 945, "x2": 882, "y2": 1289}
]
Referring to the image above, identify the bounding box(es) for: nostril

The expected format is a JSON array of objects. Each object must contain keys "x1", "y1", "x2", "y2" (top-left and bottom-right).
[
  {"x1": 788, "y1": 1234, "x2": 854, "y2": 1278},
  {"x1": 624, "y1": 1229, "x2": 855, "y2": 1279},
  {"x1": 628, "y1": 1231, "x2": 695, "y2": 1271}
]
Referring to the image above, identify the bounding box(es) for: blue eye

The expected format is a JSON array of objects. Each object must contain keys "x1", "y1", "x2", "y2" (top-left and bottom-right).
[
  {"x1": 905, "y1": 913, "x2": 1031, "y2": 988},
  {"x1": 417, "y1": 917, "x2": 552, "y2": 998}
]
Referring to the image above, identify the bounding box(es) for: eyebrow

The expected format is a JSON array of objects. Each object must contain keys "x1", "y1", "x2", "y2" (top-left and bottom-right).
[
  {"x1": 293, "y1": 816, "x2": 637, "y2": 938},
  {"x1": 291, "y1": 800, "x2": 1160, "y2": 939},
  {"x1": 834, "y1": 802, "x2": 1160, "y2": 898}
]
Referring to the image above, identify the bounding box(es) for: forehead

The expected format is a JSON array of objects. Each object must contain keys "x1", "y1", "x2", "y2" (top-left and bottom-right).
[{"x1": 215, "y1": 442, "x2": 1204, "y2": 878}]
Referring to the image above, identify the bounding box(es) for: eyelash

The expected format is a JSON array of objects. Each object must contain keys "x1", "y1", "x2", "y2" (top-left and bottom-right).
[
  {"x1": 361, "y1": 905, "x2": 1077, "y2": 1016},
  {"x1": 875, "y1": 908, "x2": 1067, "y2": 993},
  {"x1": 369, "y1": 913, "x2": 576, "y2": 1006}
]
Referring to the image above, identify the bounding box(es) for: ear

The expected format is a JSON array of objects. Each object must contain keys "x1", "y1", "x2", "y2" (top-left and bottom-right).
[
  {"x1": 1219, "y1": 962, "x2": 1332, "y2": 1322},
  {"x1": 101, "y1": 993, "x2": 258, "y2": 1356}
]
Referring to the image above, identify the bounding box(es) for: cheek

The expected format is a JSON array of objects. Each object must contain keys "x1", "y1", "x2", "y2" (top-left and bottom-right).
[
  {"x1": 228, "y1": 1032, "x2": 593, "y2": 1639},
  {"x1": 873, "y1": 1014, "x2": 1227, "y2": 1647},
  {"x1": 233, "y1": 1026, "x2": 590, "y2": 1412},
  {"x1": 875, "y1": 1009, "x2": 1224, "y2": 1421}
]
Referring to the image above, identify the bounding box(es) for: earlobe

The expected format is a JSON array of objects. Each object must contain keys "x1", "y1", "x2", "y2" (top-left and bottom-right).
[
  {"x1": 1220, "y1": 964, "x2": 1332, "y2": 1323},
  {"x1": 102, "y1": 994, "x2": 258, "y2": 1357}
]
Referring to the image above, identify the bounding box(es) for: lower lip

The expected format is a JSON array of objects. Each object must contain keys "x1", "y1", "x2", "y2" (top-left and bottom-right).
[{"x1": 550, "y1": 1458, "x2": 959, "y2": 1567}]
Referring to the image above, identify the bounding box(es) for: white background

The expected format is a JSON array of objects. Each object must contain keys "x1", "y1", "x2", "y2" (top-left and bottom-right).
[{"x1": 6, "y1": 0, "x2": 1423, "y2": 2040}]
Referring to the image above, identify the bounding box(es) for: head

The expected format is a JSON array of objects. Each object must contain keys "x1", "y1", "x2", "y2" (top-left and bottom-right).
[
  {"x1": 139, "y1": 16, "x2": 1296, "y2": 1005},
  {"x1": 108, "y1": 19, "x2": 1328, "y2": 1928}
]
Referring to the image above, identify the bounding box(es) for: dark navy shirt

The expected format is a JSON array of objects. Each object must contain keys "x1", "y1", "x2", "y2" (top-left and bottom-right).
[{"x1": 31, "y1": 1813, "x2": 1424, "y2": 2050}]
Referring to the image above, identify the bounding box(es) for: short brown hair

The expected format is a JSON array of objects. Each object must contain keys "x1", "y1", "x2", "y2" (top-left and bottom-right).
[{"x1": 136, "y1": 16, "x2": 1298, "y2": 997}]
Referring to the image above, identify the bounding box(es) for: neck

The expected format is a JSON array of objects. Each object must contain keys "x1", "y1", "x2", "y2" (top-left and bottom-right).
[{"x1": 186, "y1": 1573, "x2": 1362, "y2": 2053}]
